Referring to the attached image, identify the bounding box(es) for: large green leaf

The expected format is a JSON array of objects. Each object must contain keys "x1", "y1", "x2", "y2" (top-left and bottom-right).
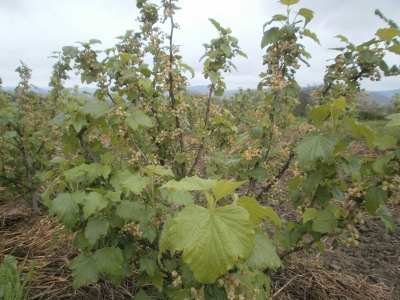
[
  {"x1": 120, "y1": 174, "x2": 148, "y2": 194},
  {"x1": 85, "y1": 217, "x2": 110, "y2": 245},
  {"x1": 372, "y1": 155, "x2": 391, "y2": 174},
  {"x1": 375, "y1": 28, "x2": 400, "y2": 41},
  {"x1": 162, "y1": 176, "x2": 217, "y2": 191},
  {"x1": 139, "y1": 78, "x2": 152, "y2": 93},
  {"x1": 279, "y1": 0, "x2": 300, "y2": 5},
  {"x1": 220, "y1": 44, "x2": 231, "y2": 56},
  {"x1": 50, "y1": 192, "x2": 80, "y2": 228},
  {"x1": 212, "y1": 180, "x2": 245, "y2": 201},
  {"x1": 110, "y1": 169, "x2": 133, "y2": 193},
  {"x1": 69, "y1": 252, "x2": 98, "y2": 290},
  {"x1": 379, "y1": 205, "x2": 395, "y2": 231},
  {"x1": 139, "y1": 258, "x2": 158, "y2": 276},
  {"x1": 387, "y1": 44, "x2": 400, "y2": 54},
  {"x1": 94, "y1": 247, "x2": 123, "y2": 276},
  {"x1": 165, "y1": 190, "x2": 194, "y2": 206},
  {"x1": 144, "y1": 165, "x2": 174, "y2": 177},
  {"x1": 79, "y1": 101, "x2": 110, "y2": 118},
  {"x1": 308, "y1": 104, "x2": 330, "y2": 128},
  {"x1": 167, "y1": 205, "x2": 254, "y2": 283},
  {"x1": 302, "y1": 208, "x2": 318, "y2": 223},
  {"x1": 296, "y1": 132, "x2": 338, "y2": 166},
  {"x1": 116, "y1": 201, "x2": 143, "y2": 222},
  {"x1": 261, "y1": 27, "x2": 280, "y2": 49},
  {"x1": 365, "y1": 186, "x2": 387, "y2": 215},
  {"x1": 83, "y1": 192, "x2": 109, "y2": 218},
  {"x1": 247, "y1": 229, "x2": 282, "y2": 270},
  {"x1": 312, "y1": 210, "x2": 337, "y2": 233},
  {"x1": 125, "y1": 110, "x2": 153, "y2": 130},
  {"x1": 302, "y1": 29, "x2": 320, "y2": 45},
  {"x1": 237, "y1": 196, "x2": 281, "y2": 228},
  {"x1": 385, "y1": 113, "x2": 400, "y2": 127},
  {"x1": 348, "y1": 119, "x2": 377, "y2": 151},
  {"x1": 298, "y1": 8, "x2": 314, "y2": 26},
  {"x1": 374, "y1": 135, "x2": 397, "y2": 150}
]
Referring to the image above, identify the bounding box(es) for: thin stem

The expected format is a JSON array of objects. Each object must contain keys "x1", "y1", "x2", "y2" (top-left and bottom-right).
[
  {"x1": 255, "y1": 152, "x2": 294, "y2": 200},
  {"x1": 107, "y1": 91, "x2": 117, "y2": 107},
  {"x1": 132, "y1": 139, "x2": 149, "y2": 163},
  {"x1": 0, "y1": 174, "x2": 30, "y2": 190},
  {"x1": 168, "y1": 0, "x2": 186, "y2": 177},
  {"x1": 78, "y1": 128, "x2": 98, "y2": 163},
  {"x1": 189, "y1": 87, "x2": 214, "y2": 176}
]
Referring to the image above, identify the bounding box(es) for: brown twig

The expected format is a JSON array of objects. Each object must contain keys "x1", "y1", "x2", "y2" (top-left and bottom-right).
[{"x1": 77, "y1": 128, "x2": 98, "y2": 163}]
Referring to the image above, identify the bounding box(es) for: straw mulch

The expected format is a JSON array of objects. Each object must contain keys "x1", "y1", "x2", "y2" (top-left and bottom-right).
[
  {"x1": 270, "y1": 263, "x2": 398, "y2": 300},
  {"x1": 0, "y1": 198, "x2": 398, "y2": 299}
]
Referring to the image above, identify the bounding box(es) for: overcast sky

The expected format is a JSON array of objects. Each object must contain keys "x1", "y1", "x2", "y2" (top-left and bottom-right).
[{"x1": 1, "y1": 0, "x2": 400, "y2": 92}]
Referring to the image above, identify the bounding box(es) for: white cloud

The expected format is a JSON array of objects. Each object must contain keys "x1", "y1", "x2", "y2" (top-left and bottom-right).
[{"x1": 1, "y1": 0, "x2": 399, "y2": 91}]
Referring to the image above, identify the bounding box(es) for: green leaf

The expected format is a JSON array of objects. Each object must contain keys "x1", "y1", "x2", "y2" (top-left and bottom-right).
[
  {"x1": 70, "y1": 115, "x2": 88, "y2": 133},
  {"x1": 162, "y1": 176, "x2": 217, "y2": 192},
  {"x1": 375, "y1": 28, "x2": 400, "y2": 41},
  {"x1": 180, "y1": 63, "x2": 195, "y2": 78},
  {"x1": 379, "y1": 205, "x2": 395, "y2": 231},
  {"x1": 302, "y1": 29, "x2": 320, "y2": 45},
  {"x1": 116, "y1": 201, "x2": 143, "y2": 222},
  {"x1": 261, "y1": 27, "x2": 280, "y2": 48},
  {"x1": 279, "y1": 0, "x2": 300, "y2": 5},
  {"x1": 372, "y1": 155, "x2": 391, "y2": 174},
  {"x1": 387, "y1": 44, "x2": 400, "y2": 54},
  {"x1": 308, "y1": 104, "x2": 330, "y2": 128},
  {"x1": 62, "y1": 46, "x2": 79, "y2": 58},
  {"x1": 165, "y1": 190, "x2": 194, "y2": 206},
  {"x1": 296, "y1": 132, "x2": 338, "y2": 166},
  {"x1": 3, "y1": 131, "x2": 17, "y2": 139},
  {"x1": 69, "y1": 252, "x2": 98, "y2": 290},
  {"x1": 248, "y1": 167, "x2": 268, "y2": 182},
  {"x1": 303, "y1": 208, "x2": 318, "y2": 223},
  {"x1": 85, "y1": 217, "x2": 110, "y2": 245},
  {"x1": 335, "y1": 35, "x2": 349, "y2": 43},
  {"x1": 167, "y1": 205, "x2": 254, "y2": 283},
  {"x1": 209, "y1": 72, "x2": 220, "y2": 85},
  {"x1": 359, "y1": 50, "x2": 380, "y2": 63},
  {"x1": 49, "y1": 193, "x2": 80, "y2": 228},
  {"x1": 150, "y1": 270, "x2": 166, "y2": 291},
  {"x1": 263, "y1": 14, "x2": 287, "y2": 30},
  {"x1": 139, "y1": 258, "x2": 158, "y2": 276},
  {"x1": 349, "y1": 120, "x2": 377, "y2": 151},
  {"x1": 385, "y1": 113, "x2": 400, "y2": 127},
  {"x1": 247, "y1": 229, "x2": 282, "y2": 270},
  {"x1": 212, "y1": 180, "x2": 245, "y2": 201},
  {"x1": 144, "y1": 165, "x2": 174, "y2": 177},
  {"x1": 209, "y1": 18, "x2": 222, "y2": 31},
  {"x1": 312, "y1": 210, "x2": 337, "y2": 233},
  {"x1": 365, "y1": 186, "x2": 387, "y2": 215},
  {"x1": 79, "y1": 101, "x2": 110, "y2": 118},
  {"x1": 237, "y1": 196, "x2": 281, "y2": 228},
  {"x1": 298, "y1": 8, "x2": 314, "y2": 26},
  {"x1": 220, "y1": 44, "x2": 231, "y2": 56},
  {"x1": 94, "y1": 247, "x2": 123, "y2": 276},
  {"x1": 120, "y1": 174, "x2": 148, "y2": 194},
  {"x1": 139, "y1": 78, "x2": 152, "y2": 93},
  {"x1": 125, "y1": 110, "x2": 153, "y2": 130},
  {"x1": 83, "y1": 192, "x2": 109, "y2": 218}
]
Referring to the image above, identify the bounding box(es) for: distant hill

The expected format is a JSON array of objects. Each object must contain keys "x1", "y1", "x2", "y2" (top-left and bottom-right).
[
  {"x1": 369, "y1": 89, "x2": 400, "y2": 99},
  {"x1": 3, "y1": 85, "x2": 397, "y2": 108},
  {"x1": 358, "y1": 91, "x2": 392, "y2": 107}
]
